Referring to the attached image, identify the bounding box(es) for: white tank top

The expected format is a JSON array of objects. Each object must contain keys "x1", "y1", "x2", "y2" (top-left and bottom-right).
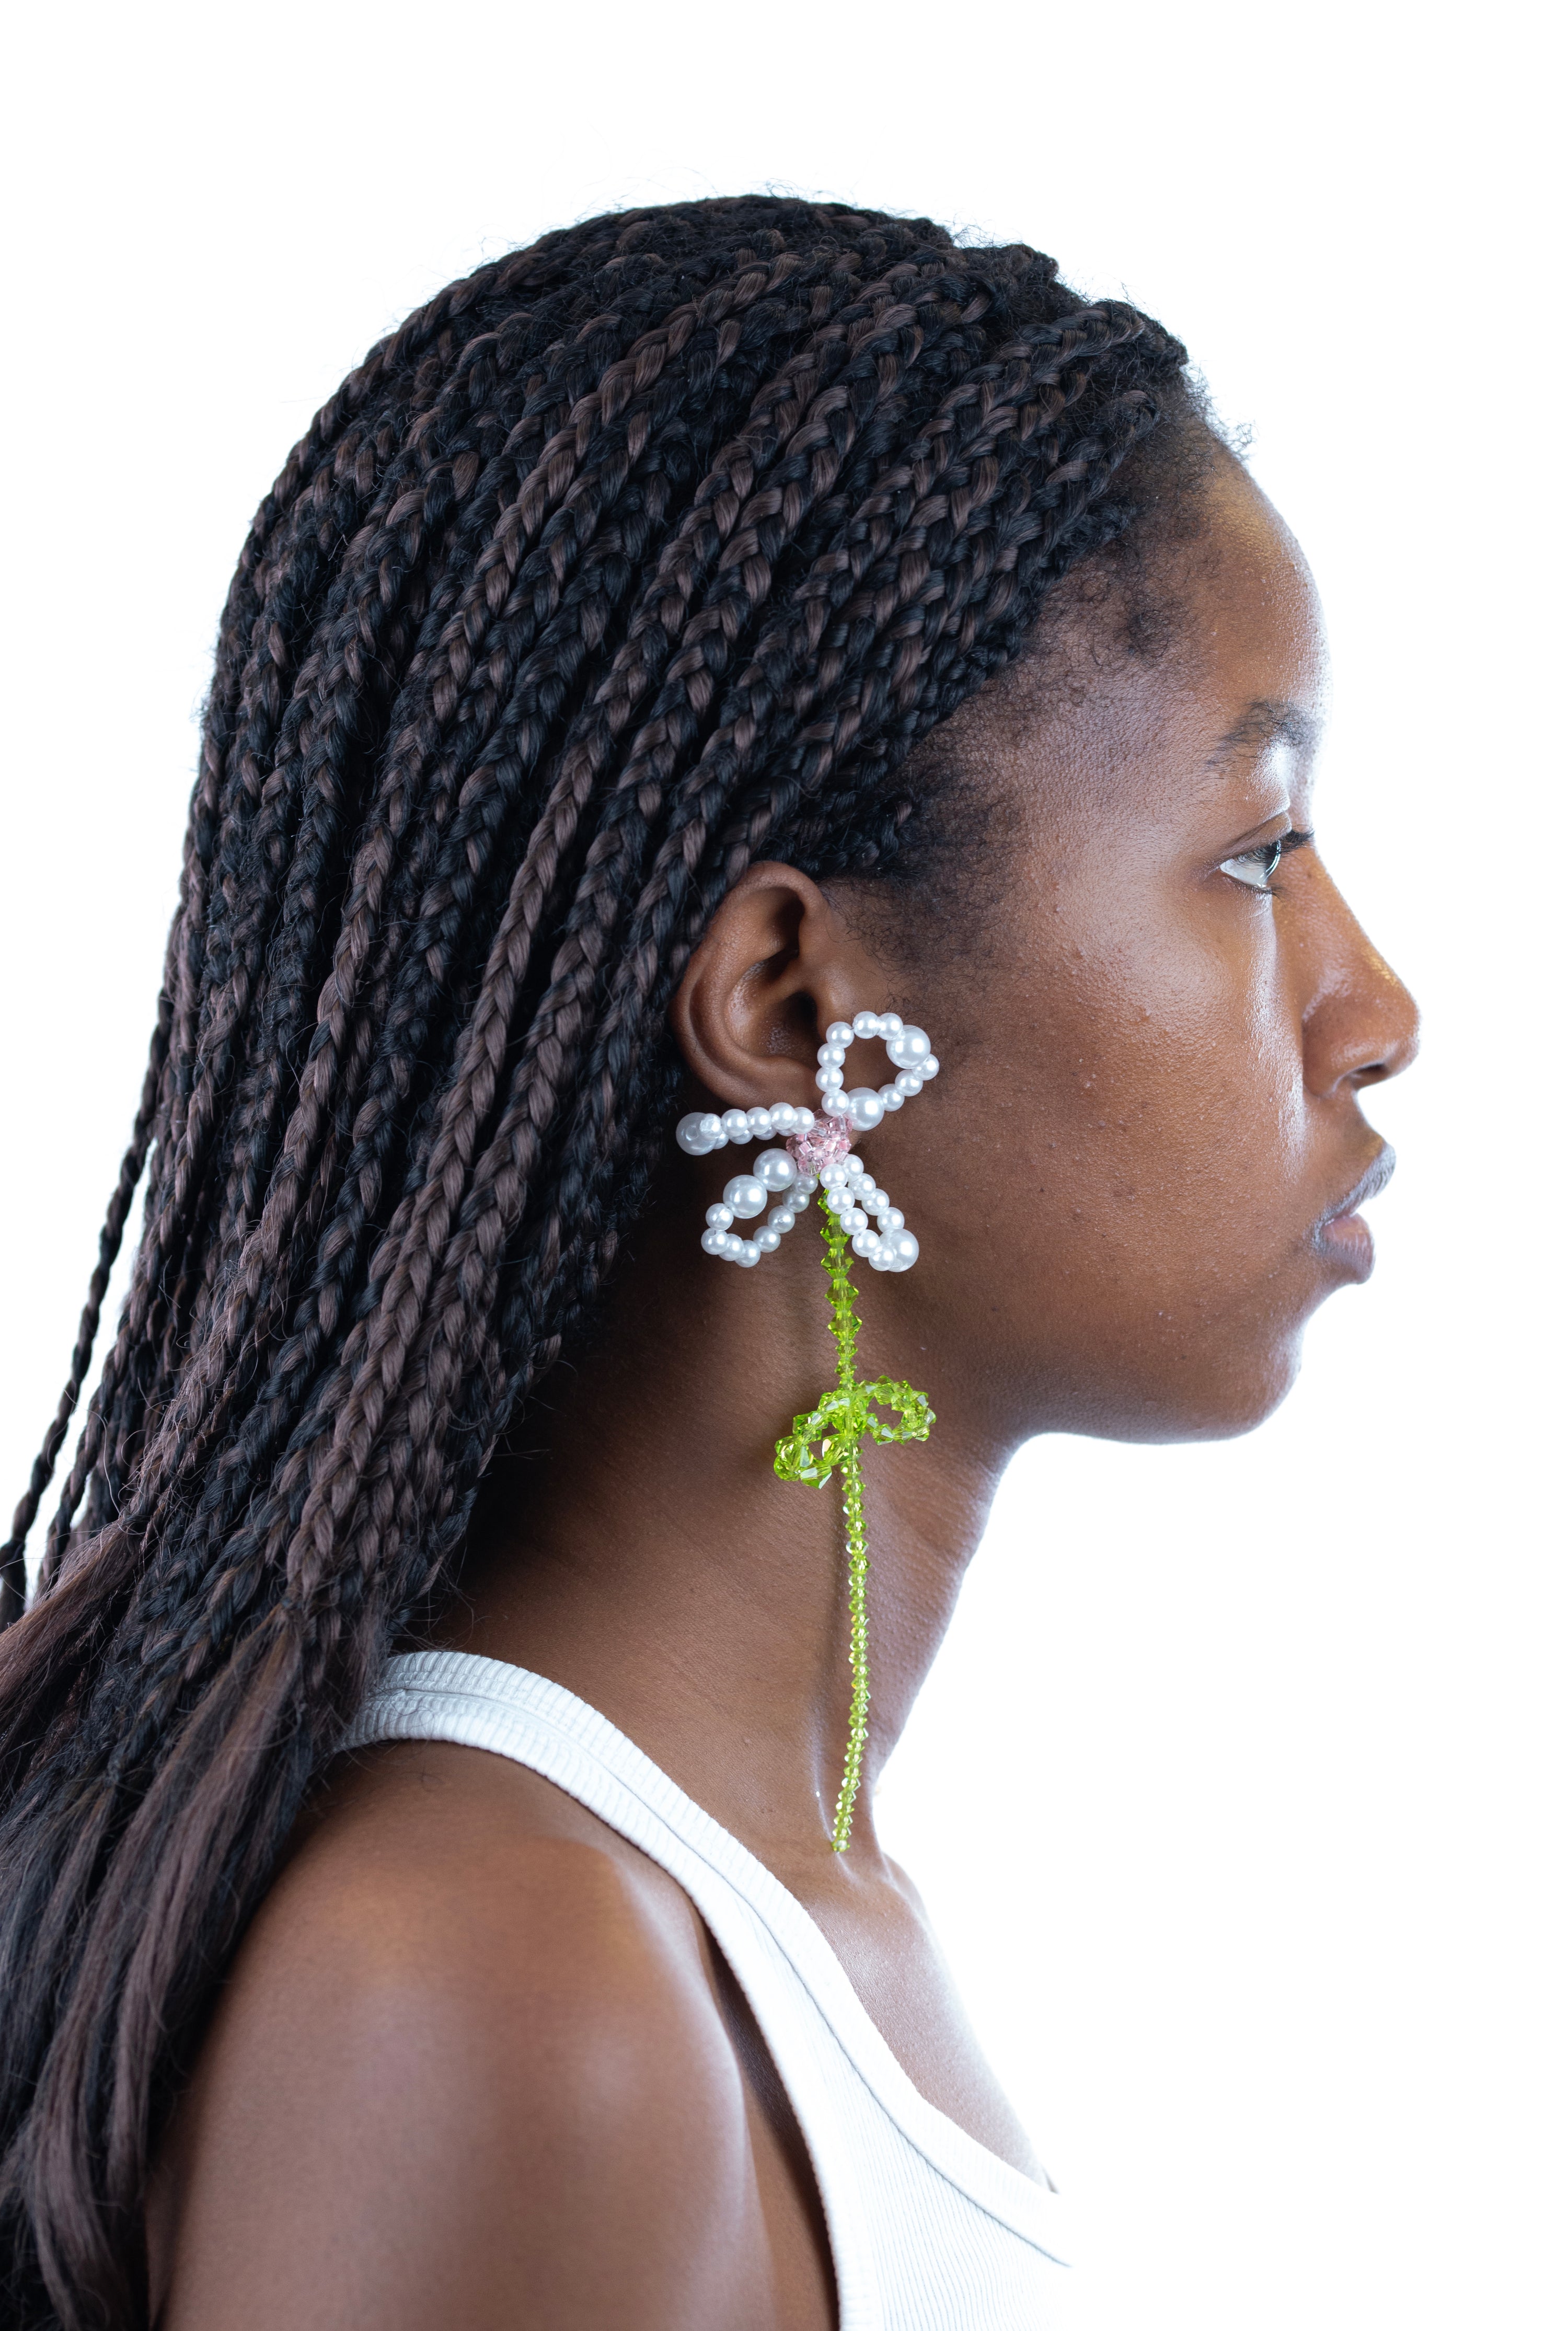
[{"x1": 346, "y1": 1650, "x2": 1069, "y2": 2328}]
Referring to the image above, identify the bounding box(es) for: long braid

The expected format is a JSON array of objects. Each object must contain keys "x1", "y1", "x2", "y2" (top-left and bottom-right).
[{"x1": 0, "y1": 197, "x2": 1207, "y2": 2330}]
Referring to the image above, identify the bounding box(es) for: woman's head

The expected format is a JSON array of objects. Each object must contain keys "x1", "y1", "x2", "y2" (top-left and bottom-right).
[
  {"x1": 0, "y1": 194, "x2": 1410, "y2": 2326},
  {"x1": 672, "y1": 445, "x2": 1416, "y2": 1458}
]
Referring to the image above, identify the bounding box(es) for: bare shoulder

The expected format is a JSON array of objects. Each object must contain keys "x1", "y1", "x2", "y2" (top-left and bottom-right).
[{"x1": 151, "y1": 1740, "x2": 759, "y2": 2330}]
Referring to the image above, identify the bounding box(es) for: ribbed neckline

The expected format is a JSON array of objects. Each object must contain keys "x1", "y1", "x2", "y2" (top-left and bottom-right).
[{"x1": 351, "y1": 1649, "x2": 1067, "y2": 2261}]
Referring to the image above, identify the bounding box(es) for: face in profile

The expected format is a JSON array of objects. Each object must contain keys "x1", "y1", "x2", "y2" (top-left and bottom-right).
[{"x1": 836, "y1": 452, "x2": 1420, "y2": 1450}]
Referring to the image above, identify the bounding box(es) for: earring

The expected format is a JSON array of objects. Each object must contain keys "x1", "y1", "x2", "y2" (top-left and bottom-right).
[{"x1": 674, "y1": 1012, "x2": 939, "y2": 1850}]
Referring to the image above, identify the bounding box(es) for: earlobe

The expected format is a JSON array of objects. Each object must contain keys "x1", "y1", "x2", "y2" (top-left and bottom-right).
[{"x1": 668, "y1": 863, "x2": 881, "y2": 1112}]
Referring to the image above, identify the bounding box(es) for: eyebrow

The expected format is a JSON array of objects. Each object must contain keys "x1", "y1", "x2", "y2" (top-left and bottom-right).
[{"x1": 1205, "y1": 697, "x2": 1319, "y2": 772}]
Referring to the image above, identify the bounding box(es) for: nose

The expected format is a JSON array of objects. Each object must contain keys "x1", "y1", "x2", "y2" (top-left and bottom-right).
[{"x1": 1300, "y1": 879, "x2": 1421, "y2": 1099}]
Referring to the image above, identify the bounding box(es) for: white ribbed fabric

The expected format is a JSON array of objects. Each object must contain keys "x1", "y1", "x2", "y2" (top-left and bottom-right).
[{"x1": 345, "y1": 1651, "x2": 1068, "y2": 2329}]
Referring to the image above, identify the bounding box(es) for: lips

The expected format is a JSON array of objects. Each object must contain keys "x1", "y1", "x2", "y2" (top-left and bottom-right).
[{"x1": 1311, "y1": 1145, "x2": 1396, "y2": 1280}]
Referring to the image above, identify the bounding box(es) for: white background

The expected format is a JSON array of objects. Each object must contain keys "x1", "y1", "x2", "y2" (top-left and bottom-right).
[{"x1": 2, "y1": 3, "x2": 1561, "y2": 2323}]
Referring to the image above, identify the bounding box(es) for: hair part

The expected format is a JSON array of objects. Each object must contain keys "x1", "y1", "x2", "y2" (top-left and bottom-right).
[{"x1": 0, "y1": 194, "x2": 1209, "y2": 2327}]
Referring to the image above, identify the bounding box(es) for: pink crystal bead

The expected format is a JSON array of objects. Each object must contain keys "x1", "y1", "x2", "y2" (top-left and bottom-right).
[{"x1": 786, "y1": 1118, "x2": 851, "y2": 1179}]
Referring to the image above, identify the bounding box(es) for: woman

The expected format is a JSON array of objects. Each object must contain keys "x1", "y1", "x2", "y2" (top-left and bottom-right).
[{"x1": 0, "y1": 196, "x2": 1417, "y2": 2329}]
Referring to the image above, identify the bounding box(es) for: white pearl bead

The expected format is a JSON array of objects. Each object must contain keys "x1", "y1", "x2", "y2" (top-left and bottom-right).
[
  {"x1": 816, "y1": 1042, "x2": 845, "y2": 1067},
  {"x1": 824, "y1": 1020, "x2": 853, "y2": 1046},
  {"x1": 676, "y1": 1112, "x2": 716, "y2": 1154},
  {"x1": 847, "y1": 1207, "x2": 868, "y2": 1232},
  {"x1": 755, "y1": 1148, "x2": 796, "y2": 1190},
  {"x1": 737, "y1": 1241, "x2": 760, "y2": 1267},
  {"x1": 852, "y1": 1009, "x2": 880, "y2": 1038},
  {"x1": 885, "y1": 1025, "x2": 930, "y2": 1068},
  {"x1": 700, "y1": 1226, "x2": 728, "y2": 1255},
  {"x1": 846, "y1": 1087, "x2": 884, "y2": 1133},
  {"x1": 768, "y1": 1207, "x2": 795, "y2": 1230},
  {"x1": 768, "y1": 1102, "x2": 796, "y2": 1131},
  {"x1": 887, "y1": 1229, "x2": 919, "y2": 1270},
  {"x1": 893, "y1": 1068, "x2": 924, "y2": 1098},
  {"x1": 792, "y1": 1107, "x2": 816, "y2": 1132},
  {"x1": 877, "y1": 1011, "x2": 903, "y2": 1036},
  {"x1": 814, "y1": 1066, "x2": 844, "y2": 1091},
  {"x1": 723, "y1": 1176, "x2": 767, "y2": 1220},
  {"x1": 869, "y1": 1188, "x2": 889, "y2": 1211},
  {"x1": 720, "y1": 1107, "x2": 751, "y2": 1140},
  {"x1": 822, "y1": 1089, "x2": 849, "y2": 1115},
  {"x1": 881, "y1": 1206, "x2": 904, "y2": 1229},
  {"x1": 790, "y1": 1179, "x2": 816, "y2": 1206},
  {"x1": 844, "y1": 1155, "x2": 864, "y2": 1174},
  {"x1": 851, "y1": 1229, "x2": 876, "y2": 1257},
  {"x1": 706, "y1": 1202, "x2": 734, "y2": 1228},
  {"x1": 724, "y1": 1232, "x2": 744, "y2": 1257},
  {"x1": 878, "y1": 1083, "x2": 903, "y2": 1111},
  {"x1": 918, "y1": 1055, "x2": 939, "y2": 1079},
  {"x1": 756, "y1": 1227, "x2": 781, "y2": 1252},
  {"x1": 746, "y1": 1106, "x2": 772, "y2": 1135}
]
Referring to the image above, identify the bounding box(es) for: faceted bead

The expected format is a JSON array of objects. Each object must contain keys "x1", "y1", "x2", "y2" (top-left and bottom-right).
[{"x1": 786, "y1": 1117, "x2": 852, "y2": 1178}]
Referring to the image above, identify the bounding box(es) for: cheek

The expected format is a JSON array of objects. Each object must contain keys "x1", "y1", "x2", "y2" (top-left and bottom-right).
[{"x1": 938, "y1": 882, "x2": 1309, "y2": 1305}]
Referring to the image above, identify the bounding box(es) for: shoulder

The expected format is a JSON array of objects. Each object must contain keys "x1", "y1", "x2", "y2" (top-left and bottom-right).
[{"x1": 151, "y1": 1740, "x2": 754, "y2": 2330}]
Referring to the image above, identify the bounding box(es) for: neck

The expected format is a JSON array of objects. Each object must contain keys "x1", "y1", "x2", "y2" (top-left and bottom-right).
[{"x1": 437, "y1": 1190, "x2": 1011, "y2": 1880}]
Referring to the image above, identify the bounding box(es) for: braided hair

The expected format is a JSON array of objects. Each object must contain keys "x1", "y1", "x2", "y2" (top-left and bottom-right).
[{"x1": 0, "y1": 195, "x2": 1204, "y2": 2328}]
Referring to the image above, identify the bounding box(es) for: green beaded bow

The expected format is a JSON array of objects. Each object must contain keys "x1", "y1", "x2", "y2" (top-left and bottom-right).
[{"x1": 774, "y1": 1199, "x2": 933, "y2": 1851}]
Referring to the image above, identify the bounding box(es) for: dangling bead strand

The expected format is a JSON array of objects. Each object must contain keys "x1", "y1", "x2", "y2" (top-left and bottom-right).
[{"x1": 817, "y1": 1202, "x2": 872, "y2": 1850}]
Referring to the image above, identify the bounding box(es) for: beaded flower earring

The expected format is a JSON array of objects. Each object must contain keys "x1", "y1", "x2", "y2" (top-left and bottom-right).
[{"x1": 675, "y1": 1011, "x2": 938, "y2": 1850}]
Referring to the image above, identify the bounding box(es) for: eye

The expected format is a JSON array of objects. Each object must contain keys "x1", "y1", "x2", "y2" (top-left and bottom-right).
[{"x1": 1219, "y1": 838, "x2": 1285, "y2": 892}]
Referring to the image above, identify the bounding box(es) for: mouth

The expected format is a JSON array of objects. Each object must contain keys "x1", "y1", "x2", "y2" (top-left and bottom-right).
[{"x1": 1311, "y1": 1145, "x2": 1396, "y2": 1281}]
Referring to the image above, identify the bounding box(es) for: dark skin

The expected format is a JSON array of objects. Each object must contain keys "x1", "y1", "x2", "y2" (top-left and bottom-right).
[{"x1": 148, "y1": 454, "x2": 1418, "y2": 2328}]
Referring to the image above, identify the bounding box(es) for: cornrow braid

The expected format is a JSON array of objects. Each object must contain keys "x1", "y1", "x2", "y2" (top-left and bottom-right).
[{"x1": 0, "y1": 195, "x2": 1206, "y2": 2330}]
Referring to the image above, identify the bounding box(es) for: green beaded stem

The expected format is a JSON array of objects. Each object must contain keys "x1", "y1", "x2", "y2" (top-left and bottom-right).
[{"x1": 773, "y1": 1196, "x2": 933, "y2": 1851}]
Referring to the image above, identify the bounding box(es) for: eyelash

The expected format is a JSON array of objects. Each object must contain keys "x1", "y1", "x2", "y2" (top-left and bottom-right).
[{"x1": 1219, "y1": 828, "x2": 1313, "y2": 894}]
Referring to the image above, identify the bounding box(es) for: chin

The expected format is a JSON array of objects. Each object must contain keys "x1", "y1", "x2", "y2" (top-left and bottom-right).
[{"x1": 1175, "y1": 1330, "x2": 1308, "y2": 1443}]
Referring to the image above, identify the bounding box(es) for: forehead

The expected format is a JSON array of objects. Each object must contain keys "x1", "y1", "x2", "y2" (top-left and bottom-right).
[
  {"x1": 1179, "y1": 457, "x2": 1325, "y2": 718},
  {"x1": 978, "y1": 456, "x2": 1328, "y2": 826}
]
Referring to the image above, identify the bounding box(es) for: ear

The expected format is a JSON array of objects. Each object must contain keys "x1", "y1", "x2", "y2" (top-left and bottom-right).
[{"x1": 670, "y1": 864, "x2": 889, "y2": 1111}]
